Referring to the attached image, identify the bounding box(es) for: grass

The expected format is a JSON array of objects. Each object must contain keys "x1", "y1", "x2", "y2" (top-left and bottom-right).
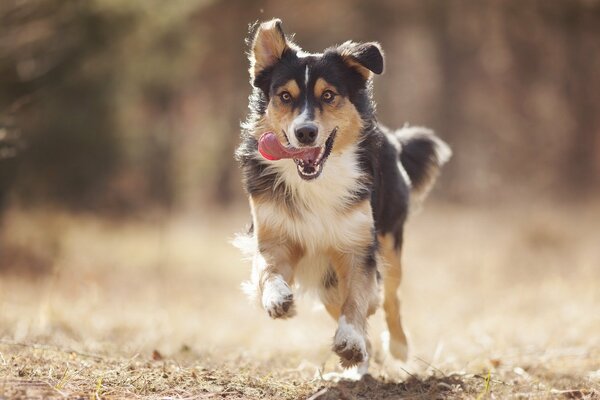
[{"x1": 0, "y1": 202, "x2": 599, "y2": 399}]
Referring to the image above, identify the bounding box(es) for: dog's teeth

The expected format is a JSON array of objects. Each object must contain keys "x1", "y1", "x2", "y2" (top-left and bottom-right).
[{"x1": 314, "y1": 146, "x2": 326, "y2": 165}]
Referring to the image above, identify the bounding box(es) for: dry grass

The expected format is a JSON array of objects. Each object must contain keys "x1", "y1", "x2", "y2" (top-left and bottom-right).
[{"x1": 0, "y1": 201, "x2": 599, "y2": 399}]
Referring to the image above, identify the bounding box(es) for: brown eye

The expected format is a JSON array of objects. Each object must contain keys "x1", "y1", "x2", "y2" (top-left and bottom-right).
[
  {"x1": 322, "y1": 90, "x2": 336, "y2": 103},
  {"x1": 279, "y1": 91, "x2": 292, "y2": 103}
]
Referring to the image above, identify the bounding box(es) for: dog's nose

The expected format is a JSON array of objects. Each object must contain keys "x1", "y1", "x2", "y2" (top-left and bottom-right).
[{"x1": 294, "y1": 123, "x2": 318, "y2": 145}]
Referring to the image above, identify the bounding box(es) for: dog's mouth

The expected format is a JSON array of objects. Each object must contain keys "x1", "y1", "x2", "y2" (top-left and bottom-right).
[
  {"x1": 258, "y1": 128, "x2": 337, "y2": 181},
  {"x1": 293, "y1": 129, "x2": 337, "y2": 180}
]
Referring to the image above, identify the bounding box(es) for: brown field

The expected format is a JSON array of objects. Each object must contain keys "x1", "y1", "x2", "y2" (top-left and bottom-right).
[{"x1": 0, "y1": 202, "x2": 599, "y2": 399}]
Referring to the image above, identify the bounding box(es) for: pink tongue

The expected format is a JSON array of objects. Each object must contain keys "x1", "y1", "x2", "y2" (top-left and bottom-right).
[{"x1": 258, "y1": 132, "x2": 320, "y2": 163}]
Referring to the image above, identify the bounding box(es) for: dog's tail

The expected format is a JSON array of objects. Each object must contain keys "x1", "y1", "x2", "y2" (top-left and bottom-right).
[{"x1": 393, "y1": 125, "x2": 452, "y2": 202}]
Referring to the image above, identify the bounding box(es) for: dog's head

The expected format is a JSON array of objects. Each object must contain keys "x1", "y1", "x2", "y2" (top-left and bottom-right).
[{"x1": 248, "y1": 19, "x2": 383, "y2": 180}]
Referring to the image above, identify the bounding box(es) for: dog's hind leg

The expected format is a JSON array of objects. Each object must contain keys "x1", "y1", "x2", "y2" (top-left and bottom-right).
[{"x1": 379, "y1": 233, "x2": 409, "y2": 361}]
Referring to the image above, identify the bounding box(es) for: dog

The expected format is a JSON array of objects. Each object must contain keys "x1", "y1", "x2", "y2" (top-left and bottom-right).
[{"x1": 235, "y1": 19, "x2": 451, "y2": 372}]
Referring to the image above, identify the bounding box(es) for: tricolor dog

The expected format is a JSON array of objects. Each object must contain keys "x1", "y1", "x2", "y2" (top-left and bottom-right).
[{"x1": 235, "y1": 19, "x2": 451, "y2": 371}]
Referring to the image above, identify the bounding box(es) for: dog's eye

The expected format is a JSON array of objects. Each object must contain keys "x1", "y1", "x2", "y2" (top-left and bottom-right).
[
  {"x1": 279, "y1": 91, "x2": 292, "y2": 104},
  {"x1": 321, "y1": 90, "x2": 336, "y2": 104}
]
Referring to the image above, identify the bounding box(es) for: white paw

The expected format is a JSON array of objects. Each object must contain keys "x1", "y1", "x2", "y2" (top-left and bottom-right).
[
  {"x1": 321, "y1": 360, "x2": 369, "y2": 382},
  {"x1": 262, "y1": 278, "x2": 295, "y2": 319},
  {"x1": 332, "y1": 316, "x2": 367, "y2": 368},
  {"x1": 381, "y1": 330, "x2": 409, "y2": 361}
]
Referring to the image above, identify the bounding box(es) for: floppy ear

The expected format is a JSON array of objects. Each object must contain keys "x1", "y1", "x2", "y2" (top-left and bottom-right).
[
  {"x1": 338, "y1": 41, "x2": 384, "y2": 79},
  {"x1": 249, "y1": 19, "x2": 288, "y2": 84}
]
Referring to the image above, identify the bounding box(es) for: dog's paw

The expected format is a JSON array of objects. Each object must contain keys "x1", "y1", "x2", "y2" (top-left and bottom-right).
[
  {"x1": 321, "y1": 361, "x2": 369, "y2": 382},
  {"x1": 381, "y1": 330, "x2": 409, "y2": 361},
  {"x1": 332, "y1": 317, "x2": 367, "y2": 368},
  {"x1": 262, "y1": 278, "x2": 296, "y2": 319}
]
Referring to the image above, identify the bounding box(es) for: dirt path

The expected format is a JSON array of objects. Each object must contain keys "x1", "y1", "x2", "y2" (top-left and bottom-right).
[{"x1": 1, "y1": 204, "x2": 599, "y2": 399}]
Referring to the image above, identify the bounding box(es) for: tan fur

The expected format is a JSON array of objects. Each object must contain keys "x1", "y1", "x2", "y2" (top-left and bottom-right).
[
  {"x1": 279, "y1": 79, "x2": 301, "y2": 98},
  {"x1": 324, "y1": 303, "x2": 341, "y2": 320},
  {"x1": 313, "y1": 78, "x2": 330, "y2": 99},
  {"x1": 250, "y1": 116, "x2": 273, "y2": 141},
  {"x1": 251, "y1": 195, "x2": 304, "y2": 269},
  {"x1": 342, "y1": 58, "x2": 373, "y2": 80},
  {"x1": 328, "y1": 250, "x2": 379, "y2": 330},
  {"x1": 265, "y1": 83, "x2": 300, "y2": 132},
  {"x1": 255, "y1": 80, "x2": 303, "y2": 144},
  {"x1": 379, "y1": 233, "x2": 408, "y2": 359},
  {"x1": 323, "y1": 200, "x2": 380, "y2": 330},
  {"x1": 250, "y1": 19, "x2": 288, "y2": 81},
  {"x1": 313, "y1": 78, "x2": 363, "y2": 154}
]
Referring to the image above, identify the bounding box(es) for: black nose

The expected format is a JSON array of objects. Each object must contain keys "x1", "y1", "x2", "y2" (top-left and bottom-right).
[{"x1": 295, "y1": 123, "x2": 318, "y2": 145}]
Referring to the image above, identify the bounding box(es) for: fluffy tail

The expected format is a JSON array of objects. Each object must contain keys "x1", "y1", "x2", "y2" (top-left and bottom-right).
[{"x1": 394, "y1": 125, "x2": 452, "y2": 201}]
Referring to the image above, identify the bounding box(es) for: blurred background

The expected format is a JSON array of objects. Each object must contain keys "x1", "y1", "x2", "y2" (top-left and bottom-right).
[
  {"x1": 2, "y1": 0, "x2": 600, "y2": 214},
  {"x1": 0, "y1": 1, "x2": 599, "y2": 394}
]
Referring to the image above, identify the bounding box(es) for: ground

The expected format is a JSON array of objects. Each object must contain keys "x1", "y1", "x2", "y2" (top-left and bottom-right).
[{"x1": 0, "y1": 202, "x2": 599, "y2": 399}]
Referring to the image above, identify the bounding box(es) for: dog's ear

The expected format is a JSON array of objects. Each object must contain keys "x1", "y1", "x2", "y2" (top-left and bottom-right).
[
  {"x1": 337, "y1": 41, "x2": 384, "y2": 79},
  {"x1": 249, "y1": 19, "x2": 288, "y2": 84}
]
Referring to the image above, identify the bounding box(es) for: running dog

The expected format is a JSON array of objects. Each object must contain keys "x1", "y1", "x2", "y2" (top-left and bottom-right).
[{"x1": 235, "y1": 19, "x2": 451, "y2": 371}]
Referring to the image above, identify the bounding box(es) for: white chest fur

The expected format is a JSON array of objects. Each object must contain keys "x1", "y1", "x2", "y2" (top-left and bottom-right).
[{"x1": 252, "y1": 146, "x2": 373, "y2": 255}]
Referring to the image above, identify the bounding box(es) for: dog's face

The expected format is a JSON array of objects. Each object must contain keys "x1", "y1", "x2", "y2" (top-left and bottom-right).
[{"x1": 249, "y1": 19, "x2": 384, "y2": 180}]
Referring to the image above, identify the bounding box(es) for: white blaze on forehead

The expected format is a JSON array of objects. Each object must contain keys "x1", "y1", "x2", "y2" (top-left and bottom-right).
[
  {"x1": 304, "y1": 65, "x2": 310, "y2": 88},
  {"x1": 287, "y1": 66, "x2": 311, "y2": 148}
]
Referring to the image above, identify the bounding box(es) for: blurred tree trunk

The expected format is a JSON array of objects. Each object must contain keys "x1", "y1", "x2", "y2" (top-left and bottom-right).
[
  {"x1": 430, "y1": 0, "x2": 464, "y2": 200},
  {"x1": 563, "y1": 3, "x2": 600, "y2": 196},
  {"x1": 197, "y1": 0, "x2": 258, "y2": 206},
  {"x1": 0, "y1": 0, "x2": 133, "y2": 209},
  {"x1": 145, "y1": 89, "x2": 176, "y2": 209}
]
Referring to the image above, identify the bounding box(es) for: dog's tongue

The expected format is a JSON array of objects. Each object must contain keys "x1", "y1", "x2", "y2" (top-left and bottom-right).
[{"x1": 258, "y1": 132, "x2": 320, "y2": 163}]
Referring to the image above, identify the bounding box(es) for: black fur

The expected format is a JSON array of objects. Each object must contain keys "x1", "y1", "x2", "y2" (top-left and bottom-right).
[
  {"x1": 369, "y1": 127, "x2": 411, "y2": 248},
  {"x1": 398, "y1": 135, "x2": 444, "y2": 196},
  {"x1": 337, "y1": 41, "x2": 384, "y2": 75}
]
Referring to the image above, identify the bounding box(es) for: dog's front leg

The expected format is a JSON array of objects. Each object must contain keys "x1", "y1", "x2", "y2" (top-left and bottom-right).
[
  {"x1": 247, "y1": 198, "x2": 300, "y2": 319},
  {"x1": 252, "y1": 248, "x2": 296, "y2": 319},
  {"x1": 329, "y1": 248, "x2": 379, "y2": 369}
]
